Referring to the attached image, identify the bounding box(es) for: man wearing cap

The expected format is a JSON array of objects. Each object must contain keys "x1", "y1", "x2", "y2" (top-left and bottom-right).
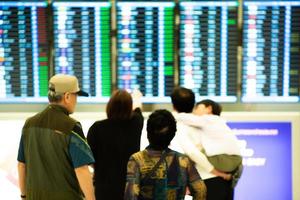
[{"x1": 17, "y1": 74, "x2": 95, "y2": 200}]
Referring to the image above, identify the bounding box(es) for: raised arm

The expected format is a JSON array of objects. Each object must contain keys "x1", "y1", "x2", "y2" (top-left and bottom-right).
[{"x1": 176, "y1": 113, "x2": 206, "y2": 128}]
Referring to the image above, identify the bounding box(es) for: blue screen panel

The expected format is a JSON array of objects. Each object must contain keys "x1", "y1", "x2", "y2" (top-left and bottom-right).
[{"x1": 228, "y1": 122, "x2": 292, "y2": 200}]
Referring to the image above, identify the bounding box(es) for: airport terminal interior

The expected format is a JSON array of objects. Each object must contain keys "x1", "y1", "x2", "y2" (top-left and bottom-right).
[{"x1": 0, "y1": 0, "x2": 299, "y2": 199}]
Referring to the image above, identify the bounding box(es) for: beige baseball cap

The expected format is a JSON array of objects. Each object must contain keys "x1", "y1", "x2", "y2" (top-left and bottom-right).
[{"x1": 49, "y1": 74, "x2": 89, "y2": 97}]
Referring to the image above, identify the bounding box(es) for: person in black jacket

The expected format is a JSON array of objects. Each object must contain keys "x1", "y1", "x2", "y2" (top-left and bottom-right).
[{"x1": 87, "y1": 89, "x2": 144, "y2": 200}]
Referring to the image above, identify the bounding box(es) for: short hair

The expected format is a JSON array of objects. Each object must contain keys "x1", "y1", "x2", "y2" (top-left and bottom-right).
[
  {"x1": 48, "y1": 90, "x2": 63, "y2": 103},
  {"x1": 106, "y1": 89, "x2": 133, "y2": 120},
  {"x1": 171, "y1": 87, "x2": 195, "y2": 113},
  {"x1": 147, "y1": 109, "x2": 177, "y2": 150},
  {"x1": 196, "y1": 99, "x2": 222, "y2": 116}
]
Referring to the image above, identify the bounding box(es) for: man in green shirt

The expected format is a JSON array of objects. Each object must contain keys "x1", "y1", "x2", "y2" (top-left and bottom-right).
[{"x1": 17, "y1": 74, "x2": 95, "y2": 200}]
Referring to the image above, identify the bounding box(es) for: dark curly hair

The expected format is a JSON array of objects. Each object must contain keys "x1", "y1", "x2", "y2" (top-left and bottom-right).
[{"x1": 147, "y1": 109, "x2": 177, "y2": 150}]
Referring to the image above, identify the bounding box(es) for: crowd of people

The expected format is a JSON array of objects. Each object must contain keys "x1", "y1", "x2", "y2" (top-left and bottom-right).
[{"x1": 17, "y1": 74, "x2": 242, "y2": 200}]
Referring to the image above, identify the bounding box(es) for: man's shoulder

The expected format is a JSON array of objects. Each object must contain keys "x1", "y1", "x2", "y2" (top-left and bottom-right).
[
  {"x1": 68, "y1": 115, "x2": 78, "y2": 124},
  {"x1": 176, "y1": 112, "x2": 193, "y2": 117},
  {"x1": 176, "y1": 120, "x2": 198, "y2": 131},
  {"x1": 23, "y1": 111, "x2": 44, "y2": 128},
  {"x1": 174, "y1": 112, "x2": 201, "y2": 126}
]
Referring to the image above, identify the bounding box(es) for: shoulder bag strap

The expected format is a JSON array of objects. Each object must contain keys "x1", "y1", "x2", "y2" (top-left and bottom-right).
[{"x1": 141, "y1": 150, "x2": 168, "y2": 183}]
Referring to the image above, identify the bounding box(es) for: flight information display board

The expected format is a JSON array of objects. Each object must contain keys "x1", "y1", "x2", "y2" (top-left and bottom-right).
[
  {"x1": 242, "y1": 0, "x2": 300, "y2": 102},
  {"x1": 179, "y1": 0, "x2": 238, "y2": 102},
  {"x1": 116, "y1": 1, "x2": 175, "y2": 103},
  {"x1": 0, "y1": 1, "x2": 49, "y2": 102},
  {"x1": 53, "y1": 1, "x2": 111, "y2": 102}
]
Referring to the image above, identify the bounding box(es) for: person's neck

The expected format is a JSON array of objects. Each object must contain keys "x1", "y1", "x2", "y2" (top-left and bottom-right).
[
  {"x1": 49, "y1": 103, "x2": 71, "y2": 115},
  {"x1": 147, "y1": 144, "x2": 168, "y2": 151}
]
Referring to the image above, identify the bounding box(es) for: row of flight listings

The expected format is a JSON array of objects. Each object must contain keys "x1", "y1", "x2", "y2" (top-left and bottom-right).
[{"x1": 0, "y1": 0, "x2": 299, "y2": 103}]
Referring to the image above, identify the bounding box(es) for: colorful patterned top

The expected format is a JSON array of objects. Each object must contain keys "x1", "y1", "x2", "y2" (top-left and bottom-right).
[{"x1": 124, "y1": 148, "x2": 207, "y2": 200}]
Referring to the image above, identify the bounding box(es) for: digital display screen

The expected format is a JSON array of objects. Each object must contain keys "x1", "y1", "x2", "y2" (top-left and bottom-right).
[
  {"x1": 1, "y1": 0, "x2": 300, "y2": 104},
  {"x1": 179, "y1": 1, "x2": 238, "y2": 102},
  {"x1": 228, "y1": 122, "x2": 292, "y2": 200},
  {"x1": 53, "y1": 1, "x2": 111, "y2": 102},
  {"x1": 241, "y1": 0, "x2": 300, "y2": 102},
  {"x1": 116, "y1": 1, "x2": 175, "y2": 103},
  {"x1": 0, "y1": 1, "x2": 49, "y2": 103}
]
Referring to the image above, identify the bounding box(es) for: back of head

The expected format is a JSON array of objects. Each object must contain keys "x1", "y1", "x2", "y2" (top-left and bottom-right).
[
  {"x1": 106, "y1": 89, "x2": 133, "y2": 120},
  {"x1": 147, "y1": 109, "x2": 177, "y2": 150},
  {"x1": 171, "y1": 87, "x2": 195, "y2": 113},
  {"x1": 197, "y1": 99, "x2": 222, "y2": 116}
]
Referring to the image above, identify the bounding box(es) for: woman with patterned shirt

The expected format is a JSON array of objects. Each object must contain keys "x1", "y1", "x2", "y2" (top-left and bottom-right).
[{"x1": 124, "y1": 109, "x2": 207, "y2": 200}]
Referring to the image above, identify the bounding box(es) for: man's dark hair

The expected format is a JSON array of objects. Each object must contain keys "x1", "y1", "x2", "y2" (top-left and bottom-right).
[
  {"x1": 171, "y1": 87, "x2": 195, "y2": 113},
  {"x1": 147, "y1": 109, "x2": 177, "y2": 150},
  {"x1": 106, "y1": 89, "x2": 133, "y2": 120},
  {"x1": 197, "y1": 99, "x2": 222, "y2": 116}
]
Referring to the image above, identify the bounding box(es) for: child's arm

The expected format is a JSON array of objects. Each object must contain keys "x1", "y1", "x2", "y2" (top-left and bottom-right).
[{"x1": 176, "y1": 113, "x2": 206, "y2": 128}]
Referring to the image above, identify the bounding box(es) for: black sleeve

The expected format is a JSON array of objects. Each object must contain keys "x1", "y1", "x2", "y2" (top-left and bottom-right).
[
  {"x1": 132, "y1": 108, "x2": 144, "y2": 128},
  {"x1": 87, "y1": 122, "x2": 97, "y2": 148},
  {"x1": 73, "y1": 122, "x2": 86, "y2": 140},
  {"x1": 132, "y1": 108, "x2": 144, "y2": 150}
]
